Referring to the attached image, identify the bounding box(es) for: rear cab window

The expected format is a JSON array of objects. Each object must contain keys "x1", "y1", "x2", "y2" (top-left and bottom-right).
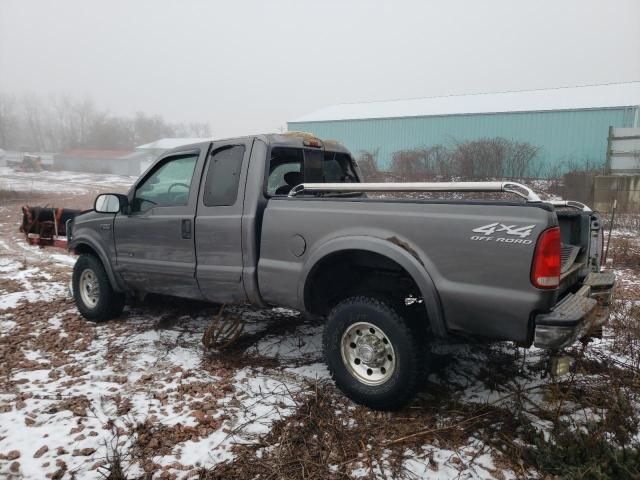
[{"x1": 266, "y1": 147, "x2": 359, "y2": 196}]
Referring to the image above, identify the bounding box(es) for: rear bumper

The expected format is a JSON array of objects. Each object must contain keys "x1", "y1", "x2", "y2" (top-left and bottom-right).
[{"x1": 533, "y1": 271, "x2": 615, "y2": 350}]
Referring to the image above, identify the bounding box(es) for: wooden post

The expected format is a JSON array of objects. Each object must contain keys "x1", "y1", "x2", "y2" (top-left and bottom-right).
[{"x1": 603, "y1": 199, "x2": 617, "y2": 266}]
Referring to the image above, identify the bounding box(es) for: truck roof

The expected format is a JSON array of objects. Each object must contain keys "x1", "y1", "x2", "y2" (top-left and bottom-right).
[{"x1": 167, "y1": 132, "x2": 351, "y2": 156}]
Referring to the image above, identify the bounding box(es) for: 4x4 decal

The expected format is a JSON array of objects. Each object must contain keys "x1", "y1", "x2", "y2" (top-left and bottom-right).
[
  {"x1": 471, "y1": 222, "x2": 536, "y2": 245},
  {"x1": 472, "y1": 222, "x2": 535, "y2": 238}
]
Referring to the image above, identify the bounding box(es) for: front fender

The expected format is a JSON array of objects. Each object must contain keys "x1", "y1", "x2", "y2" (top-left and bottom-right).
[
  {"x1": 299, "y1": 235, "x2": 447, "y2": 337},
  {"x1": 69, "y1": 231, "x2": 125, "y2": 292}
]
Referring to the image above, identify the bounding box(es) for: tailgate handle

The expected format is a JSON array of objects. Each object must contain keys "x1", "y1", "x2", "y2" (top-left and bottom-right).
[{"x1": 181, "y1": 219, "x2": 192, "y2": 239}]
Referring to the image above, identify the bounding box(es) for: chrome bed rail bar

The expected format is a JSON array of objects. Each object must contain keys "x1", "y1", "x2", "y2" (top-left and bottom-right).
[
  {"x1": 288, "y1": 181, "x2": 542, "y2": 202},
  {"x1": 547, "y1": 200, "x2": 592, "y2": 212}
]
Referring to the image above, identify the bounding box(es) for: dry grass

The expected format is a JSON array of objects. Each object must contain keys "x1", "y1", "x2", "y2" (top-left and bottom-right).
[
  {"x1": 199, "y1": 380, "x2": 517, "y2": 480},
  {"x1": 196, "y1": 233, "x2": 640, "y2": 480},
  {"x1": 0, "y1": 188, "x2": 34, "y2": 202},
  {"x1": 608, "y1": 236, "x2": 640, "y2": 268},
  {"x1": 602, "y1": 213, "x2": 640, "y2": 233}
]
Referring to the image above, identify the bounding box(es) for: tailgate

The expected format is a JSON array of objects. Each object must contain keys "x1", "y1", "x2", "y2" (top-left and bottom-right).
[{"x1": 556, "y1": 207, "x2": 603, "y2": 295}]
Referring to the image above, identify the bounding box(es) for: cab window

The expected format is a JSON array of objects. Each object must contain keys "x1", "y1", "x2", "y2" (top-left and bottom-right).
[
  {"x1": 267, "y1": 148, "x2": 304, "y2": 196},
  {"x1": 203, "y1": 146, "x2": 245, "y2": 206},
  {"x1": 266, "y1": 148, "x2": 358, "y2": 196},
  {"x1": 132, "y1": 154, "x2": 198, "y2": 213},
  {"x1": 323, "y1": 151, "x2": 358, "y2": 183}
]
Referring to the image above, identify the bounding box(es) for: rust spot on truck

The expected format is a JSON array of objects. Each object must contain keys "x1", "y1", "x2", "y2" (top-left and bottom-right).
[{"x1": 387, "y1": 236, "x2": 424, "y2": 267}]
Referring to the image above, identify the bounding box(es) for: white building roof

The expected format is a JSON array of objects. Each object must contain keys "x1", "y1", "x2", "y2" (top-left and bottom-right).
[
  {"x1": 136, "y1": 138, "x2": 212, "y2": 150},
  {"x1": 290, "y1": 81, "x2": 640, "y2": 123}
]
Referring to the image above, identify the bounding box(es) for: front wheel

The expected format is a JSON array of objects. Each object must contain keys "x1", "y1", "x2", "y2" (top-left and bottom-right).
[
  {"x1": 323, "y1": 296, "x2": 424, "y2": 410},
  {"x1": 72, "y1": 254, "x2": 125, "y2": 322}
]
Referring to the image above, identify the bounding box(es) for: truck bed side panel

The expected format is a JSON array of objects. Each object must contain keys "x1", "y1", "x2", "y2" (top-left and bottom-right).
[{"x1": 258, "y1": 199, "x2": 558, "y2": 343}]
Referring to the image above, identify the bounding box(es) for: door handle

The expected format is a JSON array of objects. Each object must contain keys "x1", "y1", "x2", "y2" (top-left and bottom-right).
[{"x1": 181, "y1": 219, "x2": 192, "y2": 239}]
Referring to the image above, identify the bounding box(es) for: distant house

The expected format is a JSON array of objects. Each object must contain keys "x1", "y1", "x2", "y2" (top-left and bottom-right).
[
  {"x1": 135, "y1": 138, "x2": 211, "y2": 159},
  {"x1": 54, "y1": 149, "x2": 143, "y2": 176},
  {"x1": 52, "y1": 138, "x2": 212, "y2": 176}
]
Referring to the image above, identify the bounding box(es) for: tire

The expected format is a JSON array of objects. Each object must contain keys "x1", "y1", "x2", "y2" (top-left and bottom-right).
[
  {"x1": 323, "y1": 296, "x2": 424, "y2": 410},
  {"x1": 72, "y1": 254, "x2": 125, "y2": 322}
]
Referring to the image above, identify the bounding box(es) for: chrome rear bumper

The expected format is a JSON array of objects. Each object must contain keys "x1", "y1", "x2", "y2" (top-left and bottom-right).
[{"x1": 533, "y1": 271, "x2": 615, "y2": 350}]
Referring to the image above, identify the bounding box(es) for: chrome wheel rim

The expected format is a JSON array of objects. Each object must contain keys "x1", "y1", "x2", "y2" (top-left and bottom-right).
[
  {"x1": 79, "y1": 269, "x2": 99, "y2": 309},
  {"x1": 340, "y1": 322, "x2": 396, "y2": 386}
]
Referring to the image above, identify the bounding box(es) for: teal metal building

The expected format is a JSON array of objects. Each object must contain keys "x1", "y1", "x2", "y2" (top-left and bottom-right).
[{"x1": 288, "y1": 82, "x2": 640, "y2": 176}]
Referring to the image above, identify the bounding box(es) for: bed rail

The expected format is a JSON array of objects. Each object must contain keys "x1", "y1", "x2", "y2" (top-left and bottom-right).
[
  {"x1": 288, "y1": 181, "x2": 542, "y2": 203},
  {"x1": 547, "y1": 200, "x2": 592, "y2": 212}
]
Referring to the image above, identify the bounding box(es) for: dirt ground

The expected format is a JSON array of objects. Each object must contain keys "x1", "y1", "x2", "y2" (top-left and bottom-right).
[{"x1": 0, "y1": 168, "x2": 639, "y2": 480}]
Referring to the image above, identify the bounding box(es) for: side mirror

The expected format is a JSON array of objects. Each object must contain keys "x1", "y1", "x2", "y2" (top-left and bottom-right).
[{"x1": 94, "y1": 193, "x2": 128, "y2": 214}]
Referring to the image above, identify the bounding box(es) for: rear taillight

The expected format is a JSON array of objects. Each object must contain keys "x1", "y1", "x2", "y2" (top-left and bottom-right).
[{"x1": 531, "y1": 226, "x2": 561, "y2": 289}]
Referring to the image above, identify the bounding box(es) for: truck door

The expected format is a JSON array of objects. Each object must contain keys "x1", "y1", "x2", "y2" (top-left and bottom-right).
[
  {"x1": 114, "y1": 149, "x2": 205, "y2": 299},
  {"x1": 195, "y1": 139, "x2": 252, "y2": 303}
]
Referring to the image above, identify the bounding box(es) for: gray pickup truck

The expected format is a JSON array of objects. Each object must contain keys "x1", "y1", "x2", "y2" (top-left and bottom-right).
[{"x1": 68, "y1": 133, "x2": 614, "y2": 409}]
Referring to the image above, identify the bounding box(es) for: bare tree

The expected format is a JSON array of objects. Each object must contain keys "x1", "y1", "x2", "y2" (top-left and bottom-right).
[
  {"x1": 86, "y1": 115, "x2": 134, "y2": 150},
  {"x1": 0, "y1": 93, "x2": 18, "y2": 148},
  {"x1": 22, "y1": 94, "x2": 48, "y2": 151},
  {"x1": 132, "y1": 112, "x2": 175, "y2": 146},
  {"x1": 174, "y1": 121, "x2": 212, "y2": 138},
  {"x1": 0, "y1": 93, "x2": 213, "y2": 152},
  {"x1": 73, "y1": 96, "x2": 99, "y2": 147}
]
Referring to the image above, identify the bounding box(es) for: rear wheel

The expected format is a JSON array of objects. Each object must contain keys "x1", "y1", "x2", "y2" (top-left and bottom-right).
[
  {"x1": 73, "y1": 254, "x2": 125, "y2": 322},
  {"x1": 323, "y1": 296, "x2": 424, "y2": 410}
]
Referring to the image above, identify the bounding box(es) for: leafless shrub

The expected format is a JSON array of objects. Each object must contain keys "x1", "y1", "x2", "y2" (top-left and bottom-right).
[
  {"x1": 609, "y1": 296, "x2": 640, "y2": 371},
  {"x1": 96, "y1": 433, "x2": 136, "y2": 480},
  {"x1": 391, "y1": 145, "x2": 452, "y2": 180},
  {"x1": 504, "y1": 141, "x2": 540, "y2": 179},
  {"x1": 0, "y1": 188, "x2": 33, "y2": 202},
  {"x1": 545, "y1": 163, "x2": 566, "y2": 188},
  {"x1": 563, "y1": 158, "x2": 604, "y2": 176},
  {"x1": 607, "y1": 236, "x2": 640, "y2": 267},
  {"x1": 452, "y1": 137, "x2": 541, "y2": 180},
  {"x1": 453, "y1": 137, "x2": 507, "y2": 179},
  {"x1": 601, "y1": 213, "x2": 640, "y2": 233},
  {"x1": 97, "y1": 448, "x2": 129, "y2": 480},
  {"x1": 355, "y1": 148, "x2": 383, "y2": 181},
  {"x1": 389, "y1": 138, "x2": 540, "y2": 181}
]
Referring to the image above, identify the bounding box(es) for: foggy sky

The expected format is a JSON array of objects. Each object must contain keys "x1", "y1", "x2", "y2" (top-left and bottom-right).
[{"x1": 1, "y1": 0, "x2": 639, "y2": 138}]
